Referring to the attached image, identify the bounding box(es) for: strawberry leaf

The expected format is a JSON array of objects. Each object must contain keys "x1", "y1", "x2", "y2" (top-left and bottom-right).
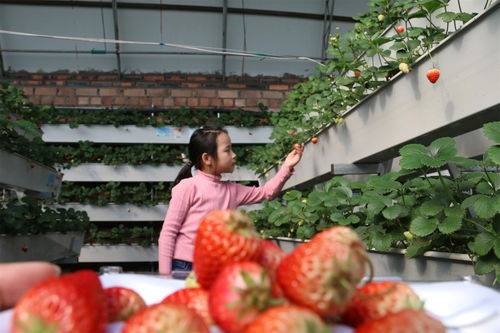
[
  {"x1": 473, "y1": 233, "x2": 495, "y2": 256},
  {"x1": 483, "y1": 121, "x2": 500, "y2": 143},
  {"x1": 474, "y1": 253, "x2": 499, "y2": 275},
  {"x1": 382, "y1": 205, "x2": 403, "y2": 220},
  {"x1": 420, "y1": 200, "x2": 443, "y2": 216},
  {"x1": 428, "y1": 137, "x2": 457, "y2": 160},
  {"x1": 485, "y1": 146, "x2": 500, "y2": 165},
  {"x1": 438, "y1": 215, "x2": 462, "y2": 234},
  {"x1": 371, "y1": 232, "x2": 392, "y2": 251},
  {"x1": 494, "y1": 238, "x2": 500, "y2": 260},
  {"x1": 472, "y1": 195, "x2": 497, "y2": 219},
  {"x1": 410, "y1": 216, "x2": 438, "y2": 236},
  {"x1": 436, "y1": 11, "x2": 458, "y2": 22},
  {"x1": 405, "y1": 241, "x2": 430, "y2": 258},
  {"x1": 399, "y1": 144, "x2": 427, "y2": 170}
]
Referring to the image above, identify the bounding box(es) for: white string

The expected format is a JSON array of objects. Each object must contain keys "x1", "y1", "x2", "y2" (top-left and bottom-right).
[{"x1": 0, "y1": 29, "x2": 324, "y2": 66}]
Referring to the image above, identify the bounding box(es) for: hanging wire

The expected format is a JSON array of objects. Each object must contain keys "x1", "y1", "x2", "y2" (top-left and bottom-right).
[
  {"x1": 160, "y1": 0, "x2": 164, "y2": 42},
  {"x1": 0, "y1": 29, "x2": 324, "y2": 66},
  {"x1": 100, "y1": 0, "x2": 108, "y2": 51},
  {"x1": 241, "y1": 0, "x2": 247, "y2": 75}
]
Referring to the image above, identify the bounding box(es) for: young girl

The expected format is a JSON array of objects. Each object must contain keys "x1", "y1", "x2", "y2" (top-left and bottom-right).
[{"x1": 158, "y1": 125, "x2": 303, "y2": 275}]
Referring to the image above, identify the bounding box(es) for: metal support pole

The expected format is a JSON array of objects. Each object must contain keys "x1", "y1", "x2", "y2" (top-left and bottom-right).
[
  {"x1": 0, "y1": 39, "x2": 5, "y2": 78},
  {"x1": 222, "y1": 0, "x2": 228, "y2": 81},
  {"x1": 112, "y1": 0, "x2": 122, "y2": 79},
  {"x1": 321, "y1": 0, "x2": 335, "y2": 60}
]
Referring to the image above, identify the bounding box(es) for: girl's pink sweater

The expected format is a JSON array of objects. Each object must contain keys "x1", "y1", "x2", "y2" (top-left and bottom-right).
[{"x1": 158, "y1": 165, "x2": 292, "y2": 274}]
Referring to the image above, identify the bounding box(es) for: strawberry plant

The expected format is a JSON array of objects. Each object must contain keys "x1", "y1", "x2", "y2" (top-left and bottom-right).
[
  {"x1": 1, "y1": 83, "x2": 59, "y2": 167},
  {"x1": 51, "y1": 141, "x2": 260, "y2": 167},
  {"x1": 0, "y1": 196, "x2": 90, "y2": 236},
  {"x1": 248, "y1": 0, "x2": 482, "y2": 172},
  {"x1": 251, "y1": 121, "x2": 500, "y2": 281},
  {"x1": 85, "y1": 224, "x2": 158, "y2": 247},
  {"x1": 56, "y1": 182, "x2": 172, "y2": 206}
]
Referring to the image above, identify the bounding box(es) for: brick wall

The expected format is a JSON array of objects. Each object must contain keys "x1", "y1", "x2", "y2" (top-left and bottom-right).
[{"x1": 6, "y1": 73, "x2": 304, "y2": 111}]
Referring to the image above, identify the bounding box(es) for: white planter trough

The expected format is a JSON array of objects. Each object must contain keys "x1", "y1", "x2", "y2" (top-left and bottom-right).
[
  {"x1": 79, "y1": 244, "x2": 158, "y2": 263},
  {"x1": 62, "y1": 164, "x2": 258, "y2": 182},
  {"x1": 0, "y1": 231, "x2": 84, "y2": 263},
  {"x1": 0, "y1": 150, "x2": 62, "y2": 198},
  {"x1": 55, "y1": 203, "x2": 263, "y2": 222},
  {"x1": 270, "y1": 237, "x2": 497, "y2": 286},
  {"x1": 42, "y1": 125, "x2": 273, "y2": 144}
]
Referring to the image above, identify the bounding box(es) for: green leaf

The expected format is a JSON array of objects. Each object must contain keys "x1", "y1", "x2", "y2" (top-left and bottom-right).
[
  {"x1": 483, "y1": 122, "x2": 500, "y2": 143},
  {"x1": 418, "y1": 0, "x2": 446, "y2": 14},
  {"x1": 390, "y1": 42, "x2": 406, "y2": 51},
  {"x1": 436, "y1": 11, "x2": 457, "y2": 23},
  {"x1": 473, "y1": 195, "x2": 497, "y2": 219},
  {"x1": 407, "y1": 9, "x2": 427, "y2": 19},
  {"x1": 474, "y1": 253, "x2": 499, "y2": 275},
  {"x1": 476, "y1": 181, "x2": 494, "y2": 195},
  {"x1": 494, "y1": 238, "x2": 500, "y2": 259},
  {"x1": 399, "y1": 144, "x2": 427, "y2": 169},
  {"x1": 420, "y1": 200, "x2": 444, "y2": 216},
  {"x1": 407, "y1": 27, "x2": 425, "y2": 37},
  {"x1": 429, "y1": 137, "x2": 457, "y2": 160},
  {"x1": 371, "y1": 233, "x2": 393, "y2": 251},
  {"x1": 473, "y1": 233, "x2": 496, "y2": 256},
  {"x1": 283, "y1": 190, "x2": 302, "y2": 201},
  {"x1": 484, "y1": 146, "x2": 500, "y2": 165},
  {"x1": 450, "y1": 156, "x2": 479, "y2": 169},
  {"x1": 439, "y1": 215, "x2": 462, "y2": 234},
  {"x1": 405, "y1": 241, "x2": 430, "y2": 258},
  {"x1": 456, "y1": 12, "x2": 475, "y2": 23},
  {"x1": 382, "y1": 205, "x2": 403, "y2": 220},
  {"x1": 461, "y1": 195, "x2": 481, "y2": 209},
  {"x1": 410, "y1": 216, "x2": 438, "y2": 236},
  {"x1": 407, "y1": 39, "x2": 421, "y2": 51},
  {"x1": 444, "y1": 206, "x2": 464, "y2": 217}
]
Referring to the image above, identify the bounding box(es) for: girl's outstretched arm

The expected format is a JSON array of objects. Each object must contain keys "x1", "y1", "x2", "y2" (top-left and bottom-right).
[{"x1": 234, "y1": 145, "x2": 304, "y2": 205}]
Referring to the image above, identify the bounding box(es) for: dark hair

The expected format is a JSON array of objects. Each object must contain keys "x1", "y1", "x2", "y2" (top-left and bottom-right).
[{"x1": 173, "y1": 125, "x2": 227, "y2": 186}]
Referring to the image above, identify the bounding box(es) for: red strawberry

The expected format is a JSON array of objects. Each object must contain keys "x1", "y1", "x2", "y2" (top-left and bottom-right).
[
  {"x1": 354, "y1": 71, "x2": 362, "y2": 78},
  {"x1": 21, "y1": 246, "x2": 28, "y2": 252},
  {"x1": 311, "y1": 137, "x2": 318, "y2": 144},
  {"x1": 6, "y1": 115, "x2": 12, "y2": 120},
  {"x1": 277, "y1": 226, "x2": 369, "y2": 318},
  {"x1": 354, "y1": 309, "x2": 446, "y2": 333},
  {"x1": 258, "y1": 240, "x2": 286, "y2": 297},
  {"x1": 122, "y1": 302, "x2": 209, "y2": 333},
  {"x1": 242, "y1": 304, "x2": 326, "y2": 333},
  {"x1": 12, "y1": 270, "x2": 107, "y2": 333},
  {"x1": 289, "y1": 130, "x2": 296, "y2": 135},
  {"x1": 105, "y1": 286, "x2": 147, "y2": 322},
  {"x1": 209, "y1": 261, "x2": 277, "y2": 333},
  {"x1": 426, "y1": 68, "x2": 440, "y2": 83},
  {"x1": 162, "y1": 287, "x2": 213, "y2": 326},
  {"x1": 342, "y1": 281, "x2": 422, "y2": 327},
  {"x1": 395, "y1": 26, "x2": 405, "y2": 33},
  {"x1": 193, "y1": 209, "x2": 262, "y2": 289}
]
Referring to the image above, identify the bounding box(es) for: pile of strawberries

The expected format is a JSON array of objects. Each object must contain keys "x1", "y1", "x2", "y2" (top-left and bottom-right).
[{"x1": 10, "y1": 209, "x2": 446, "y2": 332}]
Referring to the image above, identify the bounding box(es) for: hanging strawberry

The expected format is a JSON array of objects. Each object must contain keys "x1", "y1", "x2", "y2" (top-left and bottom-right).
[{"x1": 426, "y1": 68, "x2": 441, "y2": 84}]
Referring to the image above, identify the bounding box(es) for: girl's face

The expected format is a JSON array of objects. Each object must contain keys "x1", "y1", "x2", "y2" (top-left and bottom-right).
[{"x1": 214, "y1": 132, "x2": 236, "y2": 174}]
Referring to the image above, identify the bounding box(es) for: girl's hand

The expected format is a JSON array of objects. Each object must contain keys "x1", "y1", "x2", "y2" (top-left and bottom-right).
[{"x1": 284, "y1": 144, "x2": 304, "y2": 171}]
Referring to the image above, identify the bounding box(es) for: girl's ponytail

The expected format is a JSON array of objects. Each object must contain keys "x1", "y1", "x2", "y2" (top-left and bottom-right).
[{"x1": 173, "y1": 161, "x2": 193, "y2": 186}]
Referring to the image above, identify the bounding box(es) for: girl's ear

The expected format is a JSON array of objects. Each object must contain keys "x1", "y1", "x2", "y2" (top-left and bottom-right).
[{"x1": 201, "y1": 152, "x2": 213, "y2": 168}]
